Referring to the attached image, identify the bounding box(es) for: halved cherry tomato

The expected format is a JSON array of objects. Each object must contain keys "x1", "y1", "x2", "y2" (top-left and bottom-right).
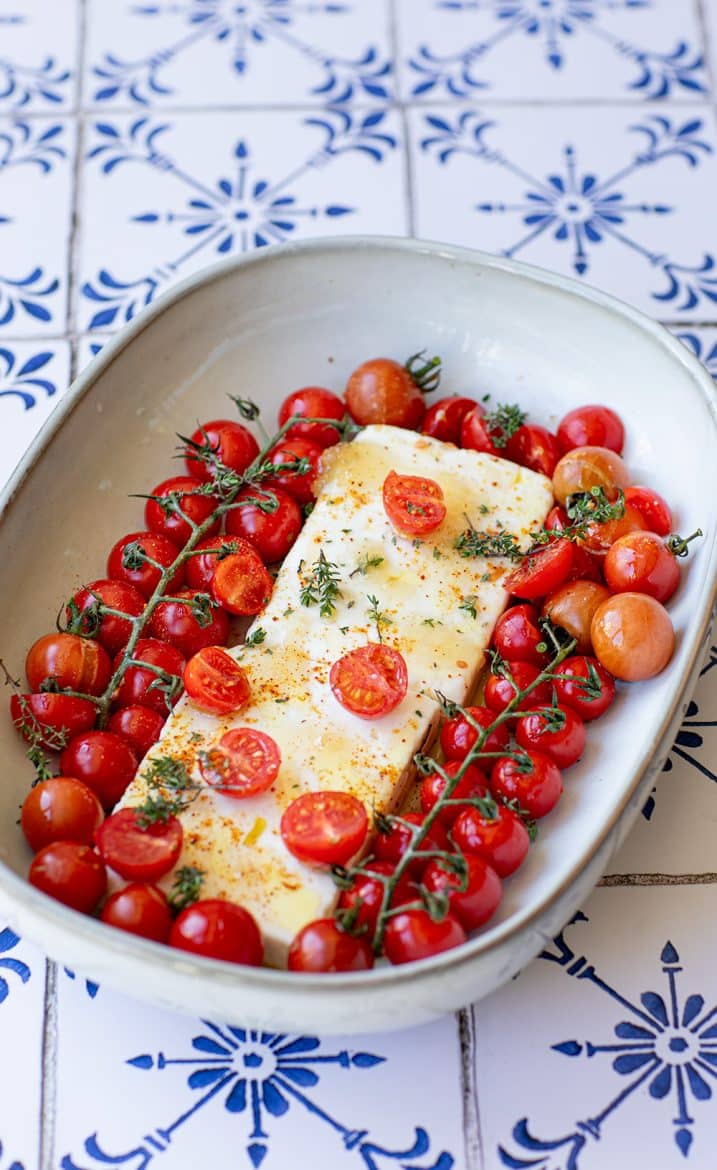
[
  {"x1": 211, "y1": 548, "x2": 273, "y2": 615},
  {"x1": 552, "y1": 654, "x2": 616, "y2": 722},
  {"x1": 383, "y1": 909, "x2": 466, "y2": 965},
  {"x1": 25, "y1": 633, "x2": 111, "y2": 696},
  {"x1": 345, "y1": 358, "x2": 427, "y2": 429},
  {"x1": 280, "y1": 791, "x2": 368, "y2": 866},
  {"x1": 185, "y1": 535, "x2": 238, "y2": 591},
  {"x1": 492, "y1": 604, "x2": 549, "y2": 668},
  {"x1": 483, "y1": 661, "x2": 552, "y2": 714},
  {"x1": 59, "y1": 730, "x2": 138, "y2": 810},
  {"x1": 148, "y1": 589, "x2": 229, "y2": 659},
  {"x1": 506, "y1": 425, "x2": 561, "y2": 478},
  {"x1": 184, "y1": 419, "x2": 259, "y2": 483},
  {"x1": 169, "y1": 898, "x2": 263, "y2": 966},
  {"x1": 21, "y1": 777, "x2": 104, "y2": 853},
  {"x1": 505, "y1": 539, "x2": 574, "y2": 600},
  {"x1": 604, "y1": 531, "x2": 680, "y2": 603},
  {"x1": 591, "y1": 593, "x2": 674, "y2": 681},
  {"x1": 101, "y1": 882, "x2": 172, "y2": 943},
  {"x1": 553, "y1": 446, "x2": 630, "y2": 507},
  {"x1": 107, "y1": 531, "x2": 184, "y2": 599},
  {"x1": 278, "y1": 386, "x2": 346, "y2": 449},
  {"x1": 516, "y1": 706, "x2": 586, "y2": 769},
  {"x1": 112, "y1": 638, "x2": 186, "y2": 715},
  {"x1": 184, "y1": 646, "x2": 251, "y2": 715},
  {"x1": 96, "y1": 807, "x2": 182, "y2": 881},
  {"x1": 557, "y1": 405, "x2": 625, "y2": 454},
  {"x1": 68, "y1": 579, "x2": 145, "y2": 655},
  {"x1": 490, "y1": 751, "x2": 563, "y2": 819},
  {"x1": 29, "y1": 841, "x2": 107, "y2": 913},
  {"x1": 336, "y1": 861, "x2": 417, "y2": 937},
  {"x1": 11, "y1": 693, "x2": 97, "y2": 749},
  {"x1": 226, "y1": 486, "x2": 303, "y2": 564},
  {"x1": 288, "y1": 919, "x2": 374, "y2": 972},
  {"x1": 382, "y1": 470, "x2": 446, "y2": 537},
  {"x1": 265, "y1": 437, "x2": 322, "y2": 505},
  {"x1": 373, "y1": 811, "x2": 449, "y2": 878},
  {"x1": 451, "y1": 801, "x2": 530, "y2": 877},
  {"x1": 542, "y1": 579, "x2": 611, "y2": 655},
  {"x1": 422, "y1": 855, "x2": 502, "y2": 931},
  {"x1": 440, "y1": 706, "x2": 509, "y2": 762},
  {"x1": 108, "y1": 705, "x2": 165, "y2": 759},
  {"x1": 145, "y1": 476, "x2": 220, "y2": 546},
  {"x1": 624, "y1": 485, "x2": 672, "y2": 537},
  {"x1": 199, "y1": 727, "x2": 280, "y2": 797},
  {"x1": 422, "y1": 396, "x2": 476, "y2": 444},
  {"x1": 460, "y1": 405, "x2": 503, "y2": 456},
  {"x1": 330, "y1": 643, "x2": 408, "y2": 719},
  {"x1": 420, "y1": 762, "x2": 488, "y2": 828}
]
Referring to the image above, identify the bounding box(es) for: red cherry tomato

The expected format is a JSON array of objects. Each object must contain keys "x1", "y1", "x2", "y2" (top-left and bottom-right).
[
  {"x1": 183, "y1": 646, "x2": 251, "y2": 715},
  {"x1": 557, "y1": 404, "x2": 625, "y2": 455},
  {"x1": 492, "y1": 604, "x2": 549, "y2": 668},
  {"x1": 25, "y1": 633, "x2": 111, "y2": 696},
  {"x1": 211, "y1": 548, "x2": 274, "y2": 615},
  {"x1": 107, "y1": 531, "x2": 184, "y2": 599},
  {"x1": 546, "y1": 505, "x2": 568, "y2": 531},
  {"x1": 169, "y1": 898, "x2": 263, "y2": 966},
  {"x1": 112, "y1": 638, "x2": 186, "y2": 715},
  {"x1": 579, "y1": 502, "x2": 648, "y2": 556},
  {"x1": 68, "y1": 579, "x2": 145, "y2": 655},
  {"x1": 266, "y1": 437, "x2": 322, "y2": 505},
  {"x1": 148, "y1": 589, "x2": 229, "y2": 659},
  {"x1": 552, "y1": 654, "x2": 616, "y2": 721},
  {"x1": 604, "y1": 531, "x2": 680, "y2": 603},
  {"x1": 278, "y1": 386, "x2": 346, "y2": 449},
  {"x1": 225, "y1": 486, "x2": 303, "y2": 564},
  {"x1": 345, "y1": 358, "x2": 427, "y2": 429},
  {"x1": 101, "y1": 882, "x2": 172, "y2": 943},
  {"x1": 184, "y1": 535, "x2": 228, "y2": 592},
  {"x1": 280, "y1": 791, "x2": 368, "y2": 866},
  {"x1": 505, "y1": 539, "x2": 574, "y2": 600},
  {"x1": 329, "y1": 644, "x2": 408, "y2": 720},
  {"x1": 490, "y1": 751, "x2": 563, "y2": 819},
  {"x1": 567, "y1": 544, "x2": 604, "y2": 584},
  {"x1": 483, "y1": 661, "x2": 552, "y2": 714},
  {"x1": 184, "y1": 419, "x2": 259, "y2": 483},
  {"x1": 96, "y1": 807, "x2": 182, "y2": 881},
  {"x1": 108, "y1": 705, "x2": 165, "y2": 760},
  {"x1": 145, "y1": 476, "x2": 220, "y2": 546},
  {"x1": 59, "y1": 730, "x2": 138, "y2": 810},
  {"x1": 336, "y1": 861, "x2": 417, "y2": 937},
  {"x1": 624, "y1": 485, "x2": 672, "y2": 537},
  {"x1": 382, "y1": 470, "x2": 446, "y2": 537},
  {"x1": 199, "y1": 727, "x2": 280, "y2": 798},
  {"x1": 21, "y1": 777, "x2": 104, "y2": 852},
  {"x1": 288, "y1": 919, "x2": 374, "y2": 972},
  {"x1": 422, "y1": 855, "x2": 502, "y2": 931},
  {"x1": 421, "y1": 396, "x2": 476, "y2": 444},
  {"x1": 460, "y1": 405, "x2": 503, "y2": 456},
  {"x1": 11, "y1": 693, "x2": 97, "y2": 749},
  {"x1": 506, "y1": 425, "x2": 561, "y2": 478},
  {"x1": 373, "y1": 811, "x2": 449, "y2": 878},
  {"x1": 516, "y1": 705, "x2": 586, "y2": 768},
  {"x1": 420, "y1": 761, "x2": 488, "y2": 828},
  {"x1": 451, "y1": 801, "x2": 530, "y2": 877},
  {"x1": 29, "y1": 841, "x2": 107, "y2": 913},
  {"x1": 383, "y1": 909, "x2": 466, "y2": 965},
  {"x1": 440, "y1": 706, "x2": 509, "y2": 762}
]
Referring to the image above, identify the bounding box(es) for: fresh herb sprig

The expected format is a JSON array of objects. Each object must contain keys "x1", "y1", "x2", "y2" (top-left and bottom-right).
[
  {"x1": 483, "y1": 402, "x2": 526, "y2": 448},
  {"x1": 168, "y1": 865, "x2": 205, "y2": 913},
  {"x1": 366, "y1": 594, "x2": 392, "y2": 643},
  {"x1": 454, "y1": 515, "x2": 523, "y2": 561},
  {"x1": 300, "y1": 550, "x2": 343, "y2": 617}
]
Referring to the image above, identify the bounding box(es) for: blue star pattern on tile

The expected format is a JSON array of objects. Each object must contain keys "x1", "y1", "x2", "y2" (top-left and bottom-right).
[
  {"x1": 60, "y1": 1023, "x2": 455, "y2": 1170},
  {"x1": 409, "y1": 0, "x2": 706, "y2": 98},
  {"x1": 420, "y1": 111, "x2": 717, "y2": 311},
  {"x1": 0, "y1": 926, "x2": 31, "y2": 1005},
  {"x1": 0, "y1": 348, "x2": 57, "y2": 411},
  {"x1": 90, "y1": 1, "x2": 391, "y2": 105},
  {"x1": 499, "y1": 915, "x2": 717, "y2": 1165},
  {"x1": 0, "y1": 12, "x2": 72, "y2": 109}
]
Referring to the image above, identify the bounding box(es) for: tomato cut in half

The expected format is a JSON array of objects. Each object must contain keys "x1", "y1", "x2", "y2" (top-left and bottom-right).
[
  {"x1": 505, "y1": 539, "x2": 574, "y2": 600},
  {"x1": 21, "y1": 777, "x2": 104, "y2": 853},
  {"x1": 199, "y1": 728, "x2": 281, "y2": 798},
  {"x1": 25, "y1": 632, "x2": 112, "y2": 696},
  {"x1": 383, "y1": 909, "x2": 466, "y2": 965},
  {"x1": 329, "y1": 643, "x2": 408, "y2": 719},
  {"x1": 183, "y1": 646, "x2": 251, "y2": 715},
  {"x1": 211, "y1": 547, "x2": 273, "y2": 615},
  {"x1": 11, "y1": 693, "x2": 97, "y2": 749},
  {"x1": 169, "y1": 899, "x2": 263, "y2": 966},
  {"x1": 101, "y1": 883, "x2": 172, "y2": 943},
  {"x1": 280, "y1": 791, "x2": 368, "y2": 866},
  {"x1": 288, "y1": 919, "x2": 375, "y2": 973},
  {"x1": 29, "y1": 841, "x2": 107, "y2": 914},
  {"x1": 95, "y1": 807, "x2": 183, "y2": 882},
  {"x1": 382, "y1": 469, "x2": 446, "y2": 537}
]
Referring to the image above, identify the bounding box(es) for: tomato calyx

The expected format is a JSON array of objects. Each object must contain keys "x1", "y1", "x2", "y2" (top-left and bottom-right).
[
  {"x1": 665, "y1": 529, "x2": 703, "y2": 558},
  {"x1": 404, "y1": 349, "x2": 442, "y2": 394}
]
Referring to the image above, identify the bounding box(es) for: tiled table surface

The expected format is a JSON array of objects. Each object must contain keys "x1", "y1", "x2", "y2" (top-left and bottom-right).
[{"x1": 1, "y1": 3, "x2": 716, "y2": 1168}]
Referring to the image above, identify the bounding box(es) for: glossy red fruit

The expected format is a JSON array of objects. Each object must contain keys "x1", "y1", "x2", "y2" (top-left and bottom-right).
[
  {"x1": 148, "y1": 590, "x2": 229, "y2": 659},
  {"x1": 96, "y1": 808, "x2": 183, "y2": 881},
  {"x1": 483, "y1": 662, "x2": 552, "y2": 714},
  {"x1": 288, "y1": 920, "x2": 375, "y2": 972},
  {"x1": 330, "y1": 644, "x2": 408, "y2": 719},
  {"x1": 183, "y1": 646, "x2": 251, "y2": 715},
  {"x1": 281, "y1": 791, "x2": 368, "y2": 866},
  {"x1": 199, "y1": 728, "x2": 280, "y2": 798},
  {"x1": 345, "y1": 357, "x2": 427, "y2": 430},
  {"x1": 144, "y1": 476, "x2": 220, "y2": 546},
  {"x1": 460, "y1": 405, "x2": 502, "y2": 456},
  {"x1": 68, "y1": 579, "x2": 145, "y2": 655},
  {"x1": 490, "y1": 751, "x2": 563, "y2": 819},
  {"x1": 420, "y1": 761, "x2": 488, "y2": 828},
  {"x1": 11, "y1": 693, "x2": 97, "y2": 749},
  {"x1": 516, "y1": 705, "x2": 587, "y2": 769},
  {"x1": 29, "y1": 841, "x2": 107, "y2": 913},
  {"x1": 25, "y1": 633, "x2": 112, "y2": 696},
  {"x1": 107, "y1": 531, "x2": 184, "y2": 599},
  {"x1": 211, "y1": 547, "x2": 273, "y2": 615},
  {"x1": 557, "y1": 404, "x2": 624, "y2": 455},
  {"x1": 492, "y1": 604, "x2": 549, "y2": 668},
  {"x1": 373, "y1": 812, "x2": 449, "y2": 878},
  {"x1": 421, "y1": 396, "x2": 476, "y2": 444},
  {"x1": 604, "y1": 531, "x2": 680, "y2": 603},
  {"x1": 624, "y1": 485, "x2": 672, "y2": 537},
  {"x1": 21, "y1": 777, "x2": 104, "y2": 853},
  {"x1": 225, "y1": 486, "x2": 303, "y2": 564},
  {"x1": 278, "y1": 386, "x2": 346, "y2": 449},
  {"x1": 184, "y1": 419, "x2": 259, "y2": 483},
  {"x1": 336, "y1": 861, "x2": 417, "y2": 937},
  {"x1": 440, "y1": 706, "x2": 509, "y2": 762},
  {"x1": 383, "y1": 909, "x2": 466, "y2": 965},
  {"x1": 59, "y1": 730, "x2": 138, "y2": 810},
  {"x1": 108, "y1": 705, "x2": 165, "y2": 759},
  {"x1": 112, "y1": 638, "x2": 186, "y2": 715},
  {"x1": 101, "y1": 883, "x2": 172, "y2": 942},
  {"x1": 422, "y1": 855, "x2": 502, "y2": 931},
  {"x1": 169, "y1": 899, "x2": 263, "y2": 966},
  {"x1": 185, "y1": 535, "x2": 230, "y2": 592},
  {"x1": 552, "y1": 655, "x2": 616, "y2": 722},
  {"x1": 451, "y1": 801, "x2": 530, "y2": 877},
  {"x1": 382, "y1": 470, "x2": 446, "y2": 537},
  {"x1": 505, "y1": 539, "x2": 574, "y2": 601},
  {"x1": 506, "y1": 424, "x2": 561, "y2": 478},
  {"x1": 265, "y1": 437, "x2": 322, "y2": 505}
]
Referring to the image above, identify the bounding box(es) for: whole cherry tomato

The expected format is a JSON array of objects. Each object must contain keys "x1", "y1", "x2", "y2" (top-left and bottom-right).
[
  {"x1": 21, "y1": 777, "x2": 104, "y2": 853},
  {"x1": 266, "y1": 437, "x2": 322, "y2": 505},
  {"x1": 460, "y1": 405, "x2": 503, "y2": 457},
  {"x1": 59, "y1": 730, "x2": 138, "y2": 810},
  {"x1": 552, "y1": 655, "x2": 616, "y2": 722},
  {"x1": 451, "y1": 801, "x2": 530, "y2": 877},
  {"x1": 557, "y1": 405, "x2": 625, "y2": 454},
  {"x1": 492, "y1": 604, "x2": 549, "y2": 668},
  {"x1": 199, "y1": 728, "x2": 280, "y2": 797},
  {"x1": 68, "y1": 579, "x2": 145, "y2": 655},
  {"x1": 11, "y1": 693, "x2": 97, "y2": 749},
  {"x1": 106, "y1": 531, "x2": 184, "y2": 599},
  {"x1": 542, "y1": 579, "x2": 611, "y2": 655},
  {"x1": 185, "y1": 535, "x2": 235, "y2": 592},
  {"x1": 101, "y1": 883, "x2": 172, "y2": 943},
  {"x1": 383, "y1": 909, "x2": 466, "y2": 965},
  {"x1": 278, "y1": 386, "x2": 346, "y2": 449},
  {"x1": 29, "y1": 841, "x2": 107, "y2": 913},
  {"x1": 552, "y1": 446, "x2": 630, "y2": 507},
  {"x1": 330, "y1": 644, "x2": 408, "y2": 719},
  {"x1": 108, "y1": 705, "x2": 165, "y2": 759},
  {"x1": 505, "y1": 540, "x2": 574, "y2": 600},
  {"x1": 382, "y1": 470, "x2": 446, "y2": 537},
  {"x1": 211, "y1": 548, "x2": 273, "y2": 615},
  {"x1": 604, "y1": 531, "x2": 680, "y2": 603},
  {"x1": 169, "y1": 899, "x2": 263, "y2": 966},
  {"x1": 288, "y1": 920, "x2": 374, "y2": 973},
  {"x1": 225, "y1": 486, "x2": 303, "y2": 563},
  {"x1": 591, "y1": 593, "x2": 674, "y2": 681},
  {"x1": 96, "y1": 808, "x2": 183, "y2": 882},
  {"x1": 420, "y1": 762, "x2": 488, "y2": 828},
  {"x1": 281, "y1": 791, "x2": 368, "y2": 866},
  {"x1": 112, "y1": 638, "x2": 186, "y2": 715},
  {"x1": 490, "y1": 750, "x2": 563, "y2": 819},
  {"x1": 579, "y1": 502, "x2": 647, "y2": 555},
  {"x1": 422, "y1": 855, "x2": 502, "y2": 931},
  {"x1": 183, "y1": 646, "x2": 251, "y2": 715},
  {"x1": 373, "y1": 812, "x2": 449, "y2": 879},
  {"x1": 345, "y1": 357, "x2": 428, "y2": 429},
  {"x1": 624, "y1": 485, "x2": 672, "y2": 536},
  {"x1": 144, "y1": 476, "x2": 220, "y2": 546},
  {"x1": 506, "y1": 424, "x2": 561, "y2": 478},
  {"x1": 515, "y1": 705, "x2": 586, "y2": 769},
  {"x1": 148, "y1": 589, "x2": 229, "y2": 659},
  {"x1": 336, "y1": 861, "x2": 417, "y2": 937},
  {"x1": 483, "y1": 661, "x2": 552, "y2": 714},
  {"x1": 25, "y1": 633, "x2": 111, "y2": 696},
  {"x1": 440, "y1": 706, "x2": 509, "y2": 762},
  {"x1": 184, "y1": 419, "x2": 259, "y2": 483},
  {"x1": 422, "y1": 396, "x2": 476, "y2": 444}
]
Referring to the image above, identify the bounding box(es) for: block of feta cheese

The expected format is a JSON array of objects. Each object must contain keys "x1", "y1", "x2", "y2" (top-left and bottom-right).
[{"x1": 118, "y1": 424, "x2": 554, "y2": 966}]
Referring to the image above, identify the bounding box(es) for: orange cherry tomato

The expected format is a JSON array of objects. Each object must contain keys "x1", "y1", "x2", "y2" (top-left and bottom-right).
[
  {"x1": 280, "y1": 791, "x2": 368, "y2": 866},
  {"x1": 382, "y1": 470, "x2": 446, "y2": 537},
  {"x1": 183, "y1": 646, "x2": 251, "y2": 715},
  {"x1": 199, "y1": 727, "x2": 281, "y2": 798},
  {"x1": 21, "y1": 777, "x2": 104, "y2": 853},
  {"x1": 345, "y1": 357, "x2": 427, "y2": 429},
  {"x1": 590, "y1": 593, "x2": 675, "y2": 681},
  {"x1": 542, "y1": 579, "x2": 611, "y2": 654},
  {"x1": 25, "y1": 633, "x2": 112, "y2": 696},
  {"x1": 552, "y1": 446, "x2": 630, "y2": 507},
  {"x1": 329, "y1": 643, "x2": 408, "y2": 719},
  {"x1": 604, "y1": 531, "x2": 680, "y2": 603},
  {"x1": 211, "y1": 547, "x2": 273, "y2": 615},
  {"x1": 579, "y1": 502, "x2": 648, "y2": 555}
]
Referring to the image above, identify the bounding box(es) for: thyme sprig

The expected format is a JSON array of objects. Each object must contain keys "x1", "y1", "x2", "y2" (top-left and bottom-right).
[
  {"x1": 483, "y1": 402, "x2": 526, "y2": 448},
  {"x1": 134, "y1": 755, "x2": 202, "y2": 827},
  {"x1": 454, "y1": 515, "x2": 523, "y2": 561},
  {"x1": 366, "y1": 594, "x2": 393, "y2": 643},
  {"x1": 168, "y1": 865, "x2": 205, "y2": 913},
  {"x1": 299, "y1": 549, "x2": 343, "y2": 617},
  {"x1": 350, "y1": 554, "x2": 385, "y2": 577}
]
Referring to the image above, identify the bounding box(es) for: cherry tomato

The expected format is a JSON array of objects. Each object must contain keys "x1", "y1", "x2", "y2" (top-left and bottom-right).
[
  {"x1": 440, "y1": 706, "x2": 509, "y2": 762},
  {"x1": 199, "y1": 728, "x2": 280, "y2": 797},
  {"x1": 345, "y1": 357, "x2": 427, "y2": 429},
  {"x1": 382, "y1": 470, "x2": 446, "y2": 537},
  {"x1": 567, "y1": 544, "x2": 604, "y2": 584},
  {"x1": 96, "y1": 807, "x2": 182, "y2": 881},
  {"x1": 542, "y1": 579, "x2": 611, "y2": 655},
  {"x1": 225, "y1": 486, "x2": 303, "y2": 564},
  {"x1": 490, "y1": 750, "x2": 562, "y2": 819},
  {"x1": 604, "y1": 531, "x2": 680, "y2": 603},
  {"x1": 330, "y1": 643, "x2": 408, "y2": 720},
  {"x1": 266, "y1": 437, "x2": 322, "y2": 505},
  {"x1": 580, "y1": 502, "x2": 647, "y2": 555},
  {"x1": 492, "y1": 604, "x2": 549, "y2": 667},
  {"x1": 148, "y1": 589, "x2": 229, "y2": 659},
  {"x1": 59, "y1": 730, "x2": 138, "y2": 810},
  {"x1": 288, "y1": 919, "x2": 374, "y2": 973},
  {"x1": 552, "y1": 654, "x2": 616, "y2": 722},
  {"x1": 101, "y1": 882, "x2": 172, "y2": 943},
  {"x1": 112, "y1": 638, "x2": 186, "y2": 715},
  {"x1": 68, "y1": 579, "x2": 145, "y2": 655},
  {"x1": 421, "y1": 396, "x2": 476, "y2": 444},
  {"x1": 451, "y1": 801, "x2": 530, "y2": 877},
  {"x1": 483, "y1": 661, "x2": 552, "y2": 714},
  {"x1": 506, "y1": 425, "x2": 561, "y2": 478},
  {"x1": 25, "y1": 633, "x2": 111, "y2": 697},
  {"x1": 183, "y1": 646, "x2": 251, "y2": 715},
  {"x1": 278, "y1": 386, "x2": 346, "y2": 449},
  {"x1": 546, "y1": 505, "x2": 568, "y2": 532},
  {"x1": 184, "y1": 419, "x2": 259, "y2": 483},
  {"x1": 373, "y1": 811, "x2": 449, "y2": 878},
  {"x1": 107, "y1": 531, "x2": 184, "y2": 599},
  {"x1": 516, "y1": 705, "x2": 586, "y2": 769},
  {"x1": 422, "y1": 855, "x2": 502, "y2": 931},
  {"x1": 505, "y1": 539, "x2": 574, "y2": 600},
  {"x1": 420, "y1": 762, "x2": 488, "y2": 828},
  {"x1": 591, "y1": 593, "x2": 675, "y2": 681},
  {"x1": 211, "y1": 548, "x2": 273, "y2": 615},
  {"x1": 281, "y1": 791, "x2": 368, "y2": 866},
  {"x1": 185, "y1": 535, "x2": 238, "y2": 591},
  {"x1": 460, "y1": 405, "x2": 503, "y2": 457},
  {"x1": 336, "y1": 861, "x2": 417, "y2": 937},
  {"x1": 557, "y1": 405, "x2": 625, "y2": 454},
  {"x1": 11, "y1": 693, "x2": 97, "y2": 749},
  {"x1": 383, "y1": 909, "x2": 466, "y2": 965},
  {"x1": 21, "y1": 777, "x2": 104, "y2": 853},
  {"x1": 29, "y1": 841, "x2": 107, "y2": 913},
  {"x1": 108, "y1": 705, "x2": 165, "y2": 759},
  {"x1": 169, "y1": 898, "x2": 263, "y2": 966},
  {"x1": 624, "y1": 485, "x2": 672, "y2": 537},
  {"x1": 144, "y1": 476, "x2": 220, "y2": 546},
  {"x1": 552, "y1": 446, "x2": 630, "y2": 507}
]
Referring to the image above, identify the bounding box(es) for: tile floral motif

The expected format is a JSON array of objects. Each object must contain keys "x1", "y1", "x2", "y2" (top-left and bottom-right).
[
  {"x1": 0, "y1": 341, "x2": 70, "y2": 479},
  {"x1": 0, "y1": 925, "x2": 43, "y2": 1170},
  {"x1": 0, "y1": 926, "x2": 30, "y2": 1004},
  {"x1": 0, "y1": 1, "x2": 76, "y2": 111},
  {"x1": 677, "y1": 330, "x2": 717, "y2": 380}
]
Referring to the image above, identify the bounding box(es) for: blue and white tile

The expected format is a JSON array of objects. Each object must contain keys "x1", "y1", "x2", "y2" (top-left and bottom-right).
[
  {"x1": 0, "y1": 0, "x2": 77, "y2": 112},
  {"x1": 408, "y1": 103, "x2": 717, "y2": 319},
  {"x1": 75, "y1": 108, "x2": 406, "y2": 333},
  {"x1": 0, "y1": 341, "x2": 70, "y2": 483},
  {"x1": 397, "y1": 0, "x2": 708, "y2": 102},
  {"x1": 83, "y1": 0, "x2": 393, "y2": 110},
  {"x1": 56, "y1": 974, "x2": 464, "y2": 1170},
  {"x1": 0, "y1": 117, "x2": 74, "y2": 336},
  {"x1": 0, "y1": 925, "x2": 45, "y2": 1170},
  {"x1": 473, "y1": 885, "x2": 717, "y2": 1169}
]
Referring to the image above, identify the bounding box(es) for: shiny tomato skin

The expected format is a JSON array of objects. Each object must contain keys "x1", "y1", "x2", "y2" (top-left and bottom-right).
[
  {"x1": 169, "y1": 899, "x2": 263, "y2": 966},
  {"x1": 112, "y1": 638, "x2": 186, "y2": 715},
  {"x1": 420, "y1": 761, "x2": 488, "y2": 828},
  {"x1": 440, "y1": 706, "x2": 509, "y2": 762},
  {"x1": 422, "y1": 855, "x2": 502, "y2": 931},
  {"x1": 557, "y1": 405, "x2": 625, "y2": 454},
  {"x1": 492, "y1": 604, "x2": 549, "y2": 667},
  {"x1": 542, "y1": 579, "x2": 611, "y2": 655},
  {"x1": 591, "y1": 593, "x2": 675, "y2": 681},
  {"x1": 506, "y1": 425, "x2": 561, "y2": 478},
  {"x1": 373, "y1": 812, "x2": 449, "y2": 879},
  {"x1": 185, "y1": 535, "x2": 229, "y2": 591},
  {"x1": 199, "y1": 727, "x2": 280, "y2": 797},
  {"x1": 69, "y1": 578, "x2": 145, "y2": 655},
  {"x1": 580, "y1": 502, "x2": 648, "y2": 556},
  {"x1": 505, "y1": 539, "x2": 574, "y2": 601},
  {"x1": 483, "y1": 661, "x2": 552, "y2": 714},
  {"x1": 211, "y1": 549, "x2": 273, "y2": 615},
  {"x1": 451, "y1": 802, "x2": 530, "y2": 877},
  {"x1": 345, "y1": 358, "x2": 426, "y2": 429},
  {"x1": 604, "y1": 531, "x2": 680, "y2": 603},
  {"x1": 552, "y1": 446, "x2": 630, "y2": 507},
  {"x1": 421, "y1": 396, "x2": 476, "y2": 444},
  {"x1": 11, "y1": 693, "x2": 97, "y2": 749},
  {"x1": 265, "y1": 437, "x2": 322, "y2": 505},
  {"x1": 148, "y1": 589, "x2": 229, "y2": 659},
  {"x1": 624, "y1": 485, "x2": 672, "y2": 537},
  {"x1": 184, "y1": 419, "x2": 259, "y2": 483},
  {"x1": 516, "y1": 706, "x2": 586, "y2": 769},
  {"x1": 280, "y1": 791, "x2": 368, "y2": 866},
  {"x1": 567, "y1": 544, "x2": 604, "y2": 584},
  {"x1": 553, "y1": 655, "x2": 616, "y2": 722},
  {"x1": 21, "y1": 777, "x2": 104, "y2": 852},
  {"x1": 101, "y1": 883, "x2": 172, "y2": 943},
  {"x1": 29, "y1": 841, "x2": 107, "y2": 913},
  {"x1": 336, "y1": 861, "x2": 417, "y2": 937},
  {"x1": 288, "y1": 920, "x2": 374, "y2": 973},
  {"x1": 382, "y1": 470, "x2": 446, "y2": 537},
  {"x1": 25, "y1": 633, "x2": 112, "y2": 696},
  {"x1": 490, "y1": 751, "x2": 563, "y2": 819},
  {"x1": 108, "y1": 705, "x2": 165, "y2": 759},
  {"x1": 145, "y1": 476, "x2": 220, "y2": 546},
  {"x1": 330, "y1": 643, "x2": 408, "y2": 720},
  {"x1": 225, "y1": 486, "x2": 303, "y2": 564},
  {"x1": 183, "y1": 646, "x2": 251, "y2": 715},
  {"x1": 59, "y1": 730, "x2": 138, "y2": 810},
  {"x1": 278, "y1": 386, "x2": 346, "y2": 449},
  {"x1": 107, "y1": 531, "x2": 184, "y2": 599},
  {"x1": 96, "y1": 807, "x2": 182, "y2": 881},
  {"x1": 383, "y1": 909, "x2": 466, "y2": 965}
]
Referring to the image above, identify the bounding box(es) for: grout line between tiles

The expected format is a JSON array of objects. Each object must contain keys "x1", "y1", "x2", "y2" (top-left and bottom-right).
[
  {"x1": 38, "y1": 959, "x2": 58, "y2": 1170},
  {"x1": 696, "y1": 0, "x2": 716, "y2": 97},
  {"x1": 599, "y1": 872, "x2": 717, "y2": 886},
  {"x1": 458, "y1": 1007, "x2": 483, "y2": 1170},
  {"x1": 387, "y1": 0, "x2": 414, "y2": 236},
  {"x1": 66, "y1": 0, "x2": 88, "y2": 354}
]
